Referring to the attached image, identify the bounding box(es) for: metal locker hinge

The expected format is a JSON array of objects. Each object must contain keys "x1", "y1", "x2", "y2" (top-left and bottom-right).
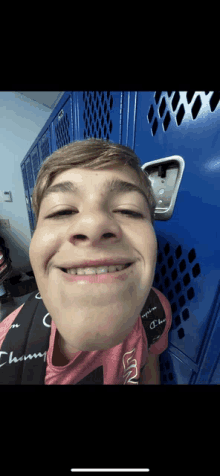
[{"x1": 141, "y1": 156, "x2": 185, "y2": 221}]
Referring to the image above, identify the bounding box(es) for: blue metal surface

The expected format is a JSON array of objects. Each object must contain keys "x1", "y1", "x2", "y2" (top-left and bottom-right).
[{"x1": 20, "y1": 91, "x2": 220, "y2": 384}]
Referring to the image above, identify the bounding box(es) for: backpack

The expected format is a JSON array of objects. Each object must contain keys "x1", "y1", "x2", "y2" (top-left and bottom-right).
[
  {"x1": 0, "y1": 243, "x2": 12, "y2": 286},
  {"x1": 0, "y1": 287, "x2": 166, "y2": 384}
]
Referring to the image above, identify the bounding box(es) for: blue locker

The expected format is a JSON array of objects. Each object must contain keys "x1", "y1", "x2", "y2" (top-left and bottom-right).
[
  {"x1": 21, "y1": 91, "x2": 220, "y2": 385},
  {"x1": 134, "y1": 91, "x2": 220, "y2": 385}
]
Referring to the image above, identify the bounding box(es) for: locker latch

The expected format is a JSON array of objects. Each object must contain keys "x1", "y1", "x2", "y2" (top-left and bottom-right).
[
  {"x1": 158, "y1": 164, "x2": 167, "y2": 179},
  {"x1": 141, "y1": 156, "x2": 185, "y2": 221}
]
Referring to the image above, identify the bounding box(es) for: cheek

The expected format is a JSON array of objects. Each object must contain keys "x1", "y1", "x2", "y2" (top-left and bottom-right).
[
  {"x1": 140, "y1": 229, "x2": 157, "y2": 256},
  {"x1": 29, "y1": 239, "x2": 35, "y2": 268},
  {"x1": 29, "y1": 233, "x2": 46, "y2": 271}
]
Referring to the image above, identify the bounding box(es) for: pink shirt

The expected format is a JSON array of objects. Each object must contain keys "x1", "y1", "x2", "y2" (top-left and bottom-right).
[{"x1": 0, "y1": 287, "x2": 172, "y2": 384}]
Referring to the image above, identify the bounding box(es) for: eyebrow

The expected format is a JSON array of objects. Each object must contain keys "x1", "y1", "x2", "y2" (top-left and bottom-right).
[{"x1": 42, "y1": 178, "x2": 149, "y2": 208}]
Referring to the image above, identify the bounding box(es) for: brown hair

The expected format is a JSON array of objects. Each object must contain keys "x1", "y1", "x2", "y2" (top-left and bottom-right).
[{"x1": 31, "y1": 138, "x2": 157, "y2": 228}]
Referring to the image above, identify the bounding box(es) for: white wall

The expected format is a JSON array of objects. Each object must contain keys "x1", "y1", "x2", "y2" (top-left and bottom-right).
[{"x1": 0, "y1": 92, "x2": 52, "y2": 274}]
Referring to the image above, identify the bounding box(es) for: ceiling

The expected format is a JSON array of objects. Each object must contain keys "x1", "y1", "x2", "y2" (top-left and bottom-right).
[{"x1": 16, "y1": 91, "x2": 65, "y2": 110}]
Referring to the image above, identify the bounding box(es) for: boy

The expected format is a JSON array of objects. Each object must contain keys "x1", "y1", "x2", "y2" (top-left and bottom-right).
[{"x1": 0, "y1": 138, "x2": 172, "y2": 384}]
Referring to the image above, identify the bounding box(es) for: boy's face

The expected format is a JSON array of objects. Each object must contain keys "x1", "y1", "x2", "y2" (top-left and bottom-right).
[{"x1": 29, "y1": 165, "x2": 158, "y2": 355}]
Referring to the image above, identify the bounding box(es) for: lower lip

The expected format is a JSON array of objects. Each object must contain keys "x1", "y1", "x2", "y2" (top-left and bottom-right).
[{"x1": 59, "y1": 263, "x2": 134, "y2": 284}]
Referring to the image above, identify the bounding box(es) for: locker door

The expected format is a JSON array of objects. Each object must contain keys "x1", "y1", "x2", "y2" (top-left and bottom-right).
[{"x1": 134, "y1": 91, "x2": 220, "y2": 384}]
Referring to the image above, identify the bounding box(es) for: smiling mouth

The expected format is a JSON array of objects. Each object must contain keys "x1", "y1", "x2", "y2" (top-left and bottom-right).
[{"x1": 61, "y1": 263, "x2": 132, "y2": 275}]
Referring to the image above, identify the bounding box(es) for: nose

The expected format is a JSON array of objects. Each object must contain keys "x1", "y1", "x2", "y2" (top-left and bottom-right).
[{"x1": 68, "y1": 212, "x2": 123, "y2": 247}]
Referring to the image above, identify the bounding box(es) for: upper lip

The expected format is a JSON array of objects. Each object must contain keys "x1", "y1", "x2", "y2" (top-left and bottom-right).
[{"x1": 58, "y1": 258, "x2": 135, "y2": 270}]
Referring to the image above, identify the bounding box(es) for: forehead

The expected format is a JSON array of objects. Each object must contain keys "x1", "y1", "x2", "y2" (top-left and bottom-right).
[
  {"x1": 51, "y1": 165, "x2": 140, "y2": 187},
  {"x1": 39, "y1": 166, "x2": 151, "y2": 217}
]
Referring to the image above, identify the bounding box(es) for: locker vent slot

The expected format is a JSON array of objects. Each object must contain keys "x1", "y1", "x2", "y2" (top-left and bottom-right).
[
  {"x1": 55, "y1": 111, "x2": 70, "y2": 149},
  {"x1": 147, "y1": 91, "x2": 220, "y2": 136},
  {"x1": 82, "y1": 91, "x2": 113, "y2": 139},
  {"x1": 153, "y1": 243, "x2": 201, "y2": 384},
  {"x1": 40, "y1": 136, "x2": 50, "y2": 162}
]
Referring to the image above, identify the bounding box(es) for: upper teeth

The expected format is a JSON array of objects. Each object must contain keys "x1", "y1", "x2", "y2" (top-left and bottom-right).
[{"x1": 66, "y1": 264, "x2": 129, "y2": 275}]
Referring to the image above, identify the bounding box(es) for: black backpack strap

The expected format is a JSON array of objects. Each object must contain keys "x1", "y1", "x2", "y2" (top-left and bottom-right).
[
  {"x1": 140, "y1": 288, "x2": 167, "y2": 351},
  {"x1": 0, "y1": 291, "x2": 51, "y2": 385},
  {"x1": 0, "y1": 244, "x2": 12, "y2": 285}
]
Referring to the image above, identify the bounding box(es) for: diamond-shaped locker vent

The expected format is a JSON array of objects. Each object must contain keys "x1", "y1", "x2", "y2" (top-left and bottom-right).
[
  {"x1": 153, "y1": 240, "x2": 201, "y2": 384},
  {"x1": 55, "y1": 110, "x2": 71, "y2": 149},
  {"x1": 40, "y1": 134, "x2": 50, "y2": 162},
  {"x1": 41, "y1": 139, "x2": 49, "y2": 161},
  {"x1": 153, "y1": 241, "x2": 200, "y2": 337},
  {"x1": 83, "y1": 91, "x2": 113, "y2": 139},
  {"x1": 147, "y1": 91, "x2": 220, "y2": 136}
]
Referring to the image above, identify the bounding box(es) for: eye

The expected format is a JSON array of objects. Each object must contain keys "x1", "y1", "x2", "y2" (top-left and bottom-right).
[
  {"x1": 47, "y1": 209, "x2": 75, "y2": 218},
  {"x1": 46, "y1": 209, "x2": 144, "y2": 219},
  {"x1": 118, "y1": 210, "x2": 144, "y2": 218}
]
